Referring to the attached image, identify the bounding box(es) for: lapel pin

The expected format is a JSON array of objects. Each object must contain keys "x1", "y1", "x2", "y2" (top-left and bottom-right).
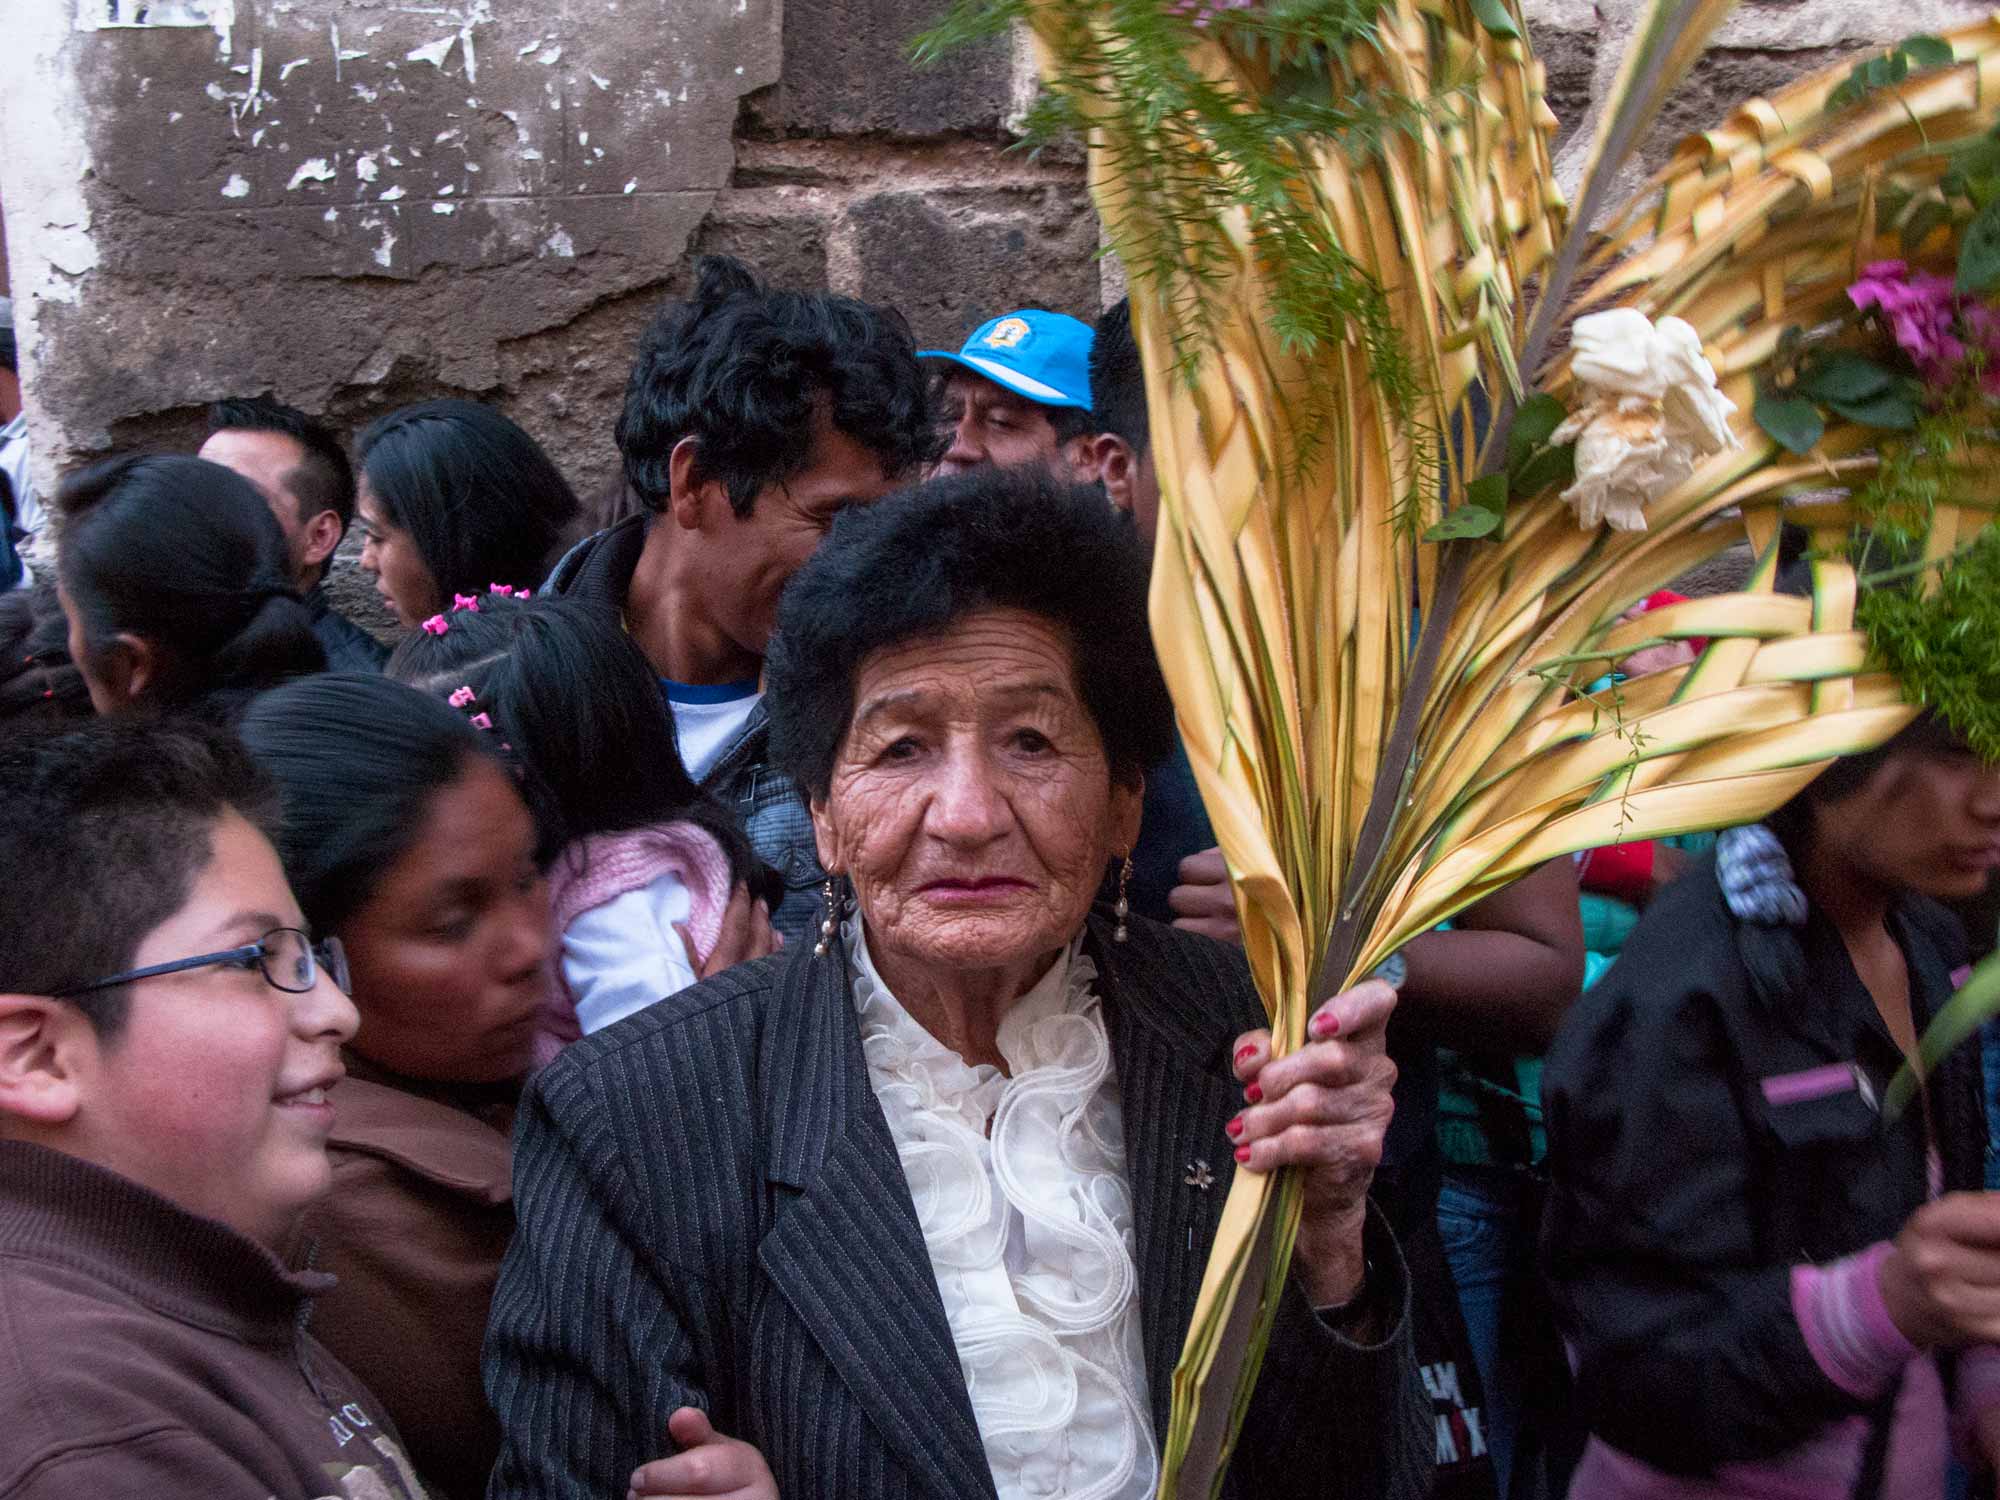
[{"x1": 1184, "y1": 1159, "x2": 1214, "y2": 1191}]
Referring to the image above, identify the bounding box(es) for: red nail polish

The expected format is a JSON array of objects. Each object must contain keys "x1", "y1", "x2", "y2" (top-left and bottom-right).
[
  {"x1": 1244, "y1": 1082, "x2": 1264, "y2": 1104},
  {"x1": 1312, "y1": 1012, "x2": 1340, "y2": 1038},
  {"x1": 1226, "y1": 1116, "x2": 1244, "y2": 1137},
  {"x1": 1234, "y1": 1145, "x2": 1251, "y2": 1164},
  {"x1": 1234, "y1": 1042, "x2": 1257, "y2": 1066}
]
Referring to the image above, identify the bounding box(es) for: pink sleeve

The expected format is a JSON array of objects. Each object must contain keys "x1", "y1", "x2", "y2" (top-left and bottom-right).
[{"x1": 1791, "y1": 1242, "x2": 1916, "y2": 1399}]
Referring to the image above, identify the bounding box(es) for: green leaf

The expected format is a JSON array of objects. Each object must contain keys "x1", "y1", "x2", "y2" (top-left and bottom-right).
[
  {"x1": 1467, "y1": 0, "x2": 1520, "y2": 40},
  {"x1": 1957, "y1": 196, "x2": 2000, "y2": 294},
  {"x1": 1466, "y1": 470, "x2": 1510, "y2": 515},
  {"x1": 1885, "y1": 949, "x2": 2000, "y2": 1120},
  {"x1": 1422, "y1": 504, "x2": 1503, "y2": 542},
  {"x1": 1506, "y1": 393, "x2": 1569, "y2": 471},
  {"x1": 1828, "y1": 73, "x2": 1866, "y2": 111},
  {"x1": 1827, "y1": 391, "x2": 1920, "y2": 430},
  {"x1": 1799, "y1": 352, "x2": 1896, "y2": 404},
  {"x1": 1900, "y1": 34, "x2": 1955, "y2": 68},
  {"x1": 1511, "y1": 442, "x2": 1577, "y2": 498},
  {"x1": 1753, "y1": 392, "x2": 1825, "y2": 454},
  {"x1": 1946, "y1": 136, "x2": 2000, "y2": 193},
  {"x1": 1902, "y1": 198, "x2": 1953, "y2": 254}
]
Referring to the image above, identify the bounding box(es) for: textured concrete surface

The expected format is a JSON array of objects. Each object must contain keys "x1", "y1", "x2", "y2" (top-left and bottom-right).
[{"x1": 1, "y1": 0, "x2": 1990, "y2": 512}]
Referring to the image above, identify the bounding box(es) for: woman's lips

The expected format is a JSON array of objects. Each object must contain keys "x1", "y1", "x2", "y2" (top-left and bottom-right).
[
  {"x1": 1946, "y1": 846, "x2": 2000, "y2": 872},
  {"x1": 919, "y1": 876, "x2": 1033, "y2": 903}
]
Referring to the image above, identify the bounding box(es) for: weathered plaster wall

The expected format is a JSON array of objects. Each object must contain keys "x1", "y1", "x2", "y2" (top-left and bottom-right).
[{"x1": 1, "y1": 0, "x2": 1992, "y2": 512}]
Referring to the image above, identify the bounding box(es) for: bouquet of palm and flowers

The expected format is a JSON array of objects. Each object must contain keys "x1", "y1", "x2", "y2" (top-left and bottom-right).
[{"x1": 915, "y1": 2, "x2": 2000, "y2": 1494}]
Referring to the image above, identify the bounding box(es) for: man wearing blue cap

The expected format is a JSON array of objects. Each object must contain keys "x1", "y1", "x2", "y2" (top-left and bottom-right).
[{"x1": 922, "y1": 309, "x2": 1099, "y2": 478}]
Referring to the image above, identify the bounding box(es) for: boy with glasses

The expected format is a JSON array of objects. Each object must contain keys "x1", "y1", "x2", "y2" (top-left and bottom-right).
[{"x1": 0, "y1": 720, "x2": 427, "y2": 1498}]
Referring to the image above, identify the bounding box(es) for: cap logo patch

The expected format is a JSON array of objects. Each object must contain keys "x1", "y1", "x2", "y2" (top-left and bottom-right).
[{"x1": 983, "y1": 317, "x2": 1032, "y2": 350}]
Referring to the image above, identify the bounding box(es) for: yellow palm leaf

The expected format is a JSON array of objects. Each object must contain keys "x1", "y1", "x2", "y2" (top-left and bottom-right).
[{"x1": 1012, "y1": 1, "x2": 2000, "y2": 1493}]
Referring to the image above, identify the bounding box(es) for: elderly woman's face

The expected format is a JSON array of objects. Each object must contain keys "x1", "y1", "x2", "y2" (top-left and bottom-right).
[{"x1": 811, "y1": 607, "x2": 1142, "y2": 977}]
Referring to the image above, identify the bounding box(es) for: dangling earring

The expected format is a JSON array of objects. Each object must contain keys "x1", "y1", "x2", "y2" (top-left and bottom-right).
[
  {"x1": 814, "y1": 877, "x2": 839, "y2": 957},
  {"x1": 1113, "y1": 855, "x2": 1133, "y2": 944}
]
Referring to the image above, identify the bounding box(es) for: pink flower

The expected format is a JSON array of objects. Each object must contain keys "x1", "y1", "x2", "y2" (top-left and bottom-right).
[
  {"x1": 1849, "y1": 260, "x2": 1986, "y2": 385},
  {"x1": 451, "y1": 593, "x2": 481, "y2": 613},
  {"x1": 420, "y1": 614, "x2": 449, "y2": 636},
  {"x1": 469, "y1": 712, "x2": 493, "y2": 731},
  {"x1": 448, "y1": 686, "x2": 476, "y2": 709}
]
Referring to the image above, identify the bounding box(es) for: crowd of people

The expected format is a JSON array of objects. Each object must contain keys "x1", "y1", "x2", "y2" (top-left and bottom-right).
[{"x1": 0, "y1": 255, "x2": 1997, "y2": 1500}]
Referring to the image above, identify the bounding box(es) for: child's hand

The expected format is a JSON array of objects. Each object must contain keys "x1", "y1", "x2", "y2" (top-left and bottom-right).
[
  {"x1": 684, "y1": 882, "x2": 783, "y2": 980},
  {"x1": 628, "y1": 1406, "x2": 778, "y2": 1500}
]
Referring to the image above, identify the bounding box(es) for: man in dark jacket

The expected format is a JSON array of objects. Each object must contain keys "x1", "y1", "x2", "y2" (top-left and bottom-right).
[
  {"x1": 201, "y1": 396, "x2": 388, "y2": 673},
  {"x1": 0, "y1": 720, "x2": 423, "y2": 1498},
  {"x1": 545, "y1": 256, "x2": 937, "y2": 942}
]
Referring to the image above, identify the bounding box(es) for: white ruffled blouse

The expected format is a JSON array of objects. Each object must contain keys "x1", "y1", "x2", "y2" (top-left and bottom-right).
[{"x1": 847, "y1": 919, "x2": 1159, "y2": 1500}]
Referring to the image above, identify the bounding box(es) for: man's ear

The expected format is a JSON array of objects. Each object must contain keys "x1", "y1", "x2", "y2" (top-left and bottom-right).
[
  {"x1": 299, "y1": 508, "x2": 344, "y2": 573},
  {"x1": 0, "y1": 996, "x2": 93, "y2": 1130},
  {"x1": 96, "y1": 634, "x2": 159, "y2": 709},
  {"x1": 1092, "y1": 433, "x2": 1139, "y2": 517},
  {"x1": 667, "y1": 437, "x2": 732, "y2": 534}
]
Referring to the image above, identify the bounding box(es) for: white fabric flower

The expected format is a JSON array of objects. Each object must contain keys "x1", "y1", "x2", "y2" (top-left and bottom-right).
[{"x1": 1549, "y1": 309, "x2": 1740, "y2": 532}]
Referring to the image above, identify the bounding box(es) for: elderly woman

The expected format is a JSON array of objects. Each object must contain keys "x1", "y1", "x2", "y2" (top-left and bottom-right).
[{"x1": 484, "y1": 467, "x2": 1431, "y2": 1500}]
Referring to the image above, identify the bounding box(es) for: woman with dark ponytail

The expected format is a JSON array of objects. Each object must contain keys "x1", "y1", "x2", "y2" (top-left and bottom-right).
[
  {"x1": 55, "y1": 453, "x2": 324, "y2": 718},
  {"x1": 354, "y1": 400, "x2": 580, "y2": 628},
  {"x1": 1542, "y1": 716, "x2": 2000, "y2": 1499}
]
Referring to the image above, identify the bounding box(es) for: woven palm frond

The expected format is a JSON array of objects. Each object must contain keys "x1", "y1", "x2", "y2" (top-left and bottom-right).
[{"x1": 996, "y1": 2, "x2": 2000, "y2": 1495}]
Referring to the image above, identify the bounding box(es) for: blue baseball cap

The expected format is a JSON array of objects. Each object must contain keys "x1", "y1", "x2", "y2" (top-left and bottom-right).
[{"x1": 920, "y1": 310, "x2": 1094, "y2": 411}]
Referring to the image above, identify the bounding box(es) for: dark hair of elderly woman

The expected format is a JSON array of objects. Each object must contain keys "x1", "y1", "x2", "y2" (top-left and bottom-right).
[
  {"x1": 485, "y1": 464, "x2": 1430, "y2": 1500},
  {"x1": 764, "y1": 466, "x2": 1173, "y2": 799}
]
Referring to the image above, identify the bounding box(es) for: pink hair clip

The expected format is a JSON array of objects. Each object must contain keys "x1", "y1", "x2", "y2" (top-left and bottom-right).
[
  {"x1": 421, "y1": 614, "x2": 450, "y2": 636},
  {"x1": 469, "y1": 712, "x2": 494, "y2": 731},
  {"x1": 489, "y1": 583, "x2": 515, "y2": 597},
  {"x1": 517, "y1": 588, "x2": 532, "y2": 600},
  {"x1": 448, "y1": 686, "x2": 477, "y2": 709},
  {"x1": 452, "y1": 594, "x2": 481, "y2": 613}
]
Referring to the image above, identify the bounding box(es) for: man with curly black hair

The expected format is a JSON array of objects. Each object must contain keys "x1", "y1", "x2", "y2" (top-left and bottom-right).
[{"x1": 546, "y1": 257, "x2": 940, "y2": 943}]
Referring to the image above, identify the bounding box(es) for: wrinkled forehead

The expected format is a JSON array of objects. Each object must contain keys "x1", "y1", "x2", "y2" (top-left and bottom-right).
[{"x1": 846, "y1": 608, "x2": 1087, "y2": 727}]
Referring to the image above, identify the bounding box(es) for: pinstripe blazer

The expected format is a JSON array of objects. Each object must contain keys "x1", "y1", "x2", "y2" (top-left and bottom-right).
[{"x1": 484, "y1": 910, "x2": 1432, "y2": 1499}]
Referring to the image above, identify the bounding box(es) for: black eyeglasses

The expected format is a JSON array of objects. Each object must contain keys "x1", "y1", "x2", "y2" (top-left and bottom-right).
[{"x1": 51, "y1": 927, "x2": 350, "y2": 999}]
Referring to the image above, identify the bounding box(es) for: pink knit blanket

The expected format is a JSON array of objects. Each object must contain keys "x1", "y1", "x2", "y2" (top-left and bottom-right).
[{"x1": 533, "y1": 821, "x2": 736, "y2": 1066}]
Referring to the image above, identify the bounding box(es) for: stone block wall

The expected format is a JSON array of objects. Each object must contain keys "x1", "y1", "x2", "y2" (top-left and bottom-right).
[{"x1": 1, "y1": 0, "x2": 1991, "y2": 514}]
